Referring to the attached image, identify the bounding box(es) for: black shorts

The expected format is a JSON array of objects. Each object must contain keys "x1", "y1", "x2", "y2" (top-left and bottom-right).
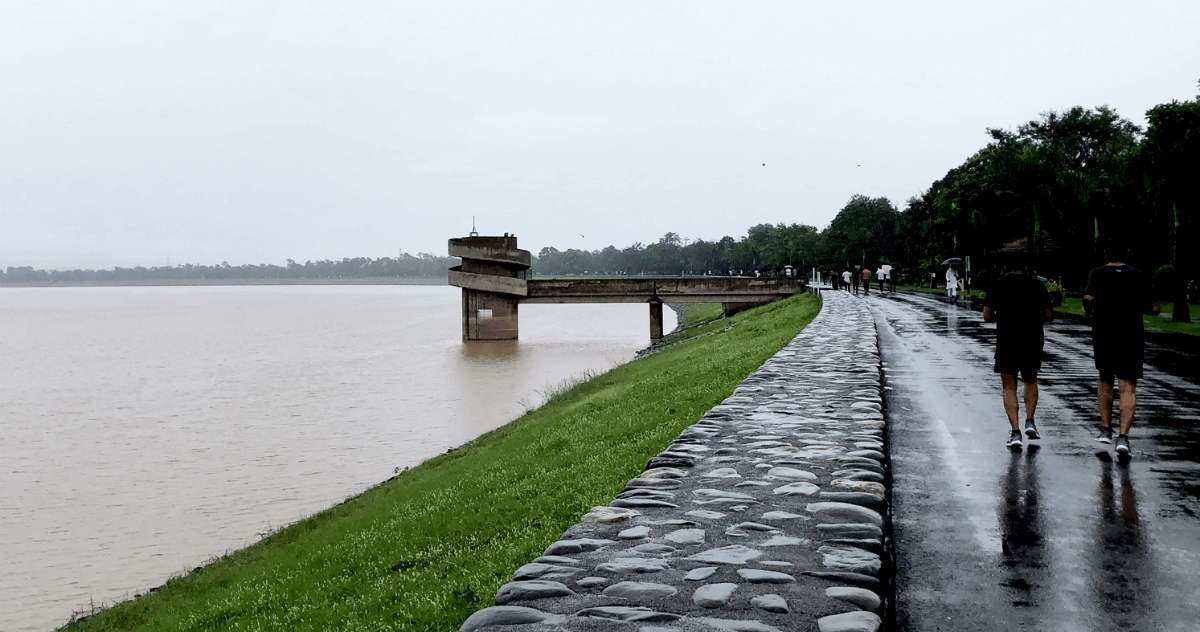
[
  {"x1": 994, "y1": 347, "x2": 1041, "y2": 383},
  {"x1": 1094, "y1": 339, "x2": 1143, "y2": 382}
]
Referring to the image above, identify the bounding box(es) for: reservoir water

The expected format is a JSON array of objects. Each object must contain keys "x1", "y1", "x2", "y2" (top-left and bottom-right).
[{"x1": 0, "y1": 285, "x2": 675, "y2": 631}]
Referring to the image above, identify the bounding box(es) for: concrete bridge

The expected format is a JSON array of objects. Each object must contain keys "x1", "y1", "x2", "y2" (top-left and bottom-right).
[{"x1": 449, "y1": 235, "x2": 805, "y2": 342}]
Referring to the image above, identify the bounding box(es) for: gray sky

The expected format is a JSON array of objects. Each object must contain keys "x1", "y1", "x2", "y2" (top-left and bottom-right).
[{"x1": 3, "y1": 1, "x2": 1198, "y2": 269}]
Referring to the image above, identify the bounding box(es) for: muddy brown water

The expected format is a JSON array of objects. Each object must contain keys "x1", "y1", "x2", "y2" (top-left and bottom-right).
[{"x1": 0, "y1": 285, "x2": 674, "y2": 631}]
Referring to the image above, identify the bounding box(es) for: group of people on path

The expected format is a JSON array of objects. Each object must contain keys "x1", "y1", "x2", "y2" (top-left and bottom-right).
[
  {"x1": 982, "y1": 242, "x2": 1158, "y2": 458},
  {"x1": 828, "y1": 265, "x2": 896, "y2": 296}
]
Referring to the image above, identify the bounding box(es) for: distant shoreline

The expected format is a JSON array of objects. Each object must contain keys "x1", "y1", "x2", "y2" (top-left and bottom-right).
[{"x1": 0, "y1": 277, "x2": 447, "y2": 288}]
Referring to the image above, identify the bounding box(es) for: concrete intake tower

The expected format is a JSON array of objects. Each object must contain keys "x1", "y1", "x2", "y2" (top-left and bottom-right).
[{"x1": 448, "y1": 234, "x2": 806, "y2": 342}]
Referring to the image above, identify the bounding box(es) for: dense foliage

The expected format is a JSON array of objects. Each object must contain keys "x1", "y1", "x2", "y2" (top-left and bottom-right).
[{"x1": 533, "y1": 226, "x2": 822, "y2": 277}]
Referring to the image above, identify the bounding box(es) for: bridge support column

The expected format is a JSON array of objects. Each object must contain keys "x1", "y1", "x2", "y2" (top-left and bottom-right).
[
  {"x1": 649, "y1": 299, "x2": 664, "y2": 344},
  {"x1": 463, "y1": 290, "x2": 520, "y2": 340}
]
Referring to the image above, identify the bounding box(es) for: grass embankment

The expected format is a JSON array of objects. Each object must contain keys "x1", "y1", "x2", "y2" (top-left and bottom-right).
[
  {"x1": 1055, "y1": 297, "x2": 1200, "y2": 337},
  {"x1": 66, "y1": 294, "x2": 822, "y2": 632},
  {"x1": 673, "y1": 303, "x2": 725, "y2": 329}
]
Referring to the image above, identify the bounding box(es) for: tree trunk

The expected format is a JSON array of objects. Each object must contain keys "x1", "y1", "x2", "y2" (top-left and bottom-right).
[{"x1": 1172, "y1": 203, "x2": 1191, "y2": 323}]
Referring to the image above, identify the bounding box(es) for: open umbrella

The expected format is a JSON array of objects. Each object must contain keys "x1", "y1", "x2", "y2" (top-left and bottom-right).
[
  {"x1": 880, "y1": 264, "x2": 893, "y2": 273},
  {"x1": 942, "y1": 257, "x2": 964, "y2": 266}
]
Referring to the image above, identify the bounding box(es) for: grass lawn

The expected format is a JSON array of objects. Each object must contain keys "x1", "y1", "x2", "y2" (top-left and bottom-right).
[
  {"x1": 66, "y1": 294, "x2": 822, "y2": 632},
  {"x1": 1056, "y1": 297, "x2": 1200, "y2": 336},
  {"x1": 673, "y1": 303, "x2": 725, "y2": 329}
]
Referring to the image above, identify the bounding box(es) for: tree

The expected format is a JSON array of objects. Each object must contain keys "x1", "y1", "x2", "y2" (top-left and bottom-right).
[
  {"x1": 1139, "y1": 96, "x2": 1200, "y2": 321},
  {"x1": 822, "y1": 195, "x2": 900, "y2": 268}
]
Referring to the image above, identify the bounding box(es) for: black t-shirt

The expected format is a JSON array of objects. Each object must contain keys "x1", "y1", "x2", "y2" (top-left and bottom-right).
[
  {"x1": 984, "y1": 273, "x2": 1050, "y2": 350},
  {"x1": 1084, "y1": 264, "x2": 1150, "y2": 340}
]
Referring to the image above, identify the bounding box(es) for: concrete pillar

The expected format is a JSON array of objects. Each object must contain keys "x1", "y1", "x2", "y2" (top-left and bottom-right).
[
  {"x1": 649, "y1": 299, "x2": 664, "y2": 344},
  {"x1": 448, "y1": 235, "x2": 531, "y2": 342},
  {"x1": 463, "y1": 290, "x2": 519, "y2": 340}
]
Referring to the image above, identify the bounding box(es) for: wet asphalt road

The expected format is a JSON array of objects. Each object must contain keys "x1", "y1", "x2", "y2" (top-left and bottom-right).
[{"x1": 861, "y1": 290, "x2": 1200, "y2": 632}]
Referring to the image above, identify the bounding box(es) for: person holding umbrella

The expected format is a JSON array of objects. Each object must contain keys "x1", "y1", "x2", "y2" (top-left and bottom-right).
[
  {"x1": 886, "y1": 265, "x2": 897, "y2": 293},
  {"x1": 944, "y1": 258, "x2": 962, "y2": 304}
]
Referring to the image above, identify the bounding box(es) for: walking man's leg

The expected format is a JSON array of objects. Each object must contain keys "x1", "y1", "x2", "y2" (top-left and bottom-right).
[
  {"x1": 1023, "y1": 377, "x2": 1040, "y2": 439},
  {"x1": 1115, "y1": 378, "x2": 1137, "y2": 455},
  {"x1": 1117, "y1": 379, "x2": 1137, "y2": 436},
  {"x1": 1002, "y1": 374, "x2": 1023, "y2": 448},
  {"x1": 1002, "y1": 375, "x2": 1020, "y2": 430},
  {"x1": 1096, "y1": 376, "x2": 1114, "y2": 443}
]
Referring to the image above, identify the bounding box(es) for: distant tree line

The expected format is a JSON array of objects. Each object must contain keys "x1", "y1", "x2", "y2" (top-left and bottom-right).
[
  {"x1": 534, "y1": 225, "x2": 822, "y2": 278},
  {"x1": 535, "y1": 91, "x2": 1198, "y2": 321},
  {"x1": 1, "y1": 253, "x2": 458, "y2": 284}
]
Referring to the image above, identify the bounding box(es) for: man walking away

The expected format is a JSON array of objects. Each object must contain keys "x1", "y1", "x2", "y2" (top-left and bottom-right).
[
  {"x1": 876, "y1": 266, "x2": 886, "y2": 294},
  {"x1": 861, "y1": 266, "x2": 872, "y2": 296},
  {"x1": 1084, "y1": 244, "x2": 1159, "y2": 457},
  {"x1": 983, "y1": 263, "x2": 1052, "y2": 449},
  {"x1": 842, "y1": 269, "x2": 853, "y2": 294},
  {"x1": 889, "y1": 268, "x2": 897, "y2": 293},
  {"x1": 946, "y1": 266, "x2": 959, "y2": 304}
]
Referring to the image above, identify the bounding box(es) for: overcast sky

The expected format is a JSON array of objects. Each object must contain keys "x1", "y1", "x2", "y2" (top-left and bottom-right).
[{"x1": 3, "y1": 1, "x2": 1197, "y2": 269}]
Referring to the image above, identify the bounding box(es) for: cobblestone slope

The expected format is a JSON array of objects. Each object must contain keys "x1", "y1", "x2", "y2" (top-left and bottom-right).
[{"x1": 460, "y1": 291, "x2": 887, "y2": 632}]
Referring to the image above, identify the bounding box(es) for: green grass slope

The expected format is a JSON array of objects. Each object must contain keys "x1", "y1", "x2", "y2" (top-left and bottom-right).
[{"x1": 66, "y1": 293, "x2": 821, "y2": 632}]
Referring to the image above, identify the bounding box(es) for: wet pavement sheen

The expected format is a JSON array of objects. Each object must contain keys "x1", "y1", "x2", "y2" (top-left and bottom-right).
[{"x1": 867, "y1": 291, "x2": 1200, "y2": 632}]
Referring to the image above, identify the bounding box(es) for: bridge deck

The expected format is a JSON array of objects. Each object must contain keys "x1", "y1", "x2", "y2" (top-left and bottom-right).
[{"x1": 522, "y1": 277, "x2": 804, "y2": 304}]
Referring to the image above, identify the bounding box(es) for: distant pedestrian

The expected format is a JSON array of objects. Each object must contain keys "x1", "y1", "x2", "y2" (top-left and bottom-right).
[
  {"x1": 946, "y1": 267, "x2": 959, "y2": 304},
  {"x1": 876, "y1": 266, "x2": 885, "y2": 293},
  {"x1": 889, "y1": 268, "x2": 897, "y2": 293},
  {"x1": 1084, "y1": 242, "x2": 1159, "y2": 457},
  {"x1": 830, "y1": 269, "x2": 839, "y2": 290},
  {"x1": 983, "y1": 263, "x2": 1053, "y2": 450},
  {"x1": 861, "y1": 267, "x2": 872, "y2": 296},
  {"x1": 842, "y1": 269, "x2": 853, "y2": 294}
]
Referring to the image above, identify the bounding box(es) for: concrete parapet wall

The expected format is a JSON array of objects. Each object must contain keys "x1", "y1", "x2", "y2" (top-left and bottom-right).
[{"x1": 459, "y1": 291, "x2": 889, "y2": 632}]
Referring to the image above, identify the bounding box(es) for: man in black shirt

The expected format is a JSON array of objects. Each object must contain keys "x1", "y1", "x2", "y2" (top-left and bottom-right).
[
  {"x1": 983, "y1": 265, "x2": 1053, "y2": 449},
  {"x1": 1084, "y1": 252, "x2": 1159, "y2": 457}
]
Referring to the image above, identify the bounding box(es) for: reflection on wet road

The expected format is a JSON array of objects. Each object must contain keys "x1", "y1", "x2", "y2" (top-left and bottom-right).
[{"x1": 868, "y1": 291, "x2": 1200, "y2": 632}]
